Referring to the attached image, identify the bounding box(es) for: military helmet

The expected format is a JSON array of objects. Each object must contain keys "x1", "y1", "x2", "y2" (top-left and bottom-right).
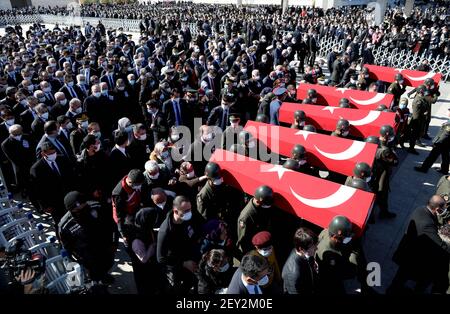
[
  {"x1": 307, "y1": 89, "x2": 317, "y2": 97},
  {"x1": 204, "y1": 162, "x2": 221, "y2": 179},
  {"x1": 394, "y1": 73, "x2": 403, "y2": 81},
  {"x1": 416, "y1": 85, "x2": 427, "y2": 95},
  {"x1": 336, "y1": 119, "x2": 350, "y2": 130},
  {"x1": 238, "y1": 130, "x2": 253, "y2": 144},
  {"x1": 255, "y1": 114, "x2": 269, "y2": 123},
  {"x1": 254, "y1": 185, "x2": 274, "y2": 206},
  {"x1": 424, "y1": 78, "x2": 434, "y2": 87},
  {"x1": 328, "y1": 215, "x2": 353, "y2": 237},
  {"x1": 294, "y1": 110, "x2": 306, "y2": 120},
  {"x1": 229, "y1": 143, "x2": 246, "y2": 155},
  {"x1": 349, "y1": 177, "x2": 369, "y2": 191},
  {"x1": 303, "y1": 124, "x2": 316, "y2": 132},
  {"x1": 291, "y1": 144, "x2": 306, "y2": 159},
  {"x1": 365, "y1": 135, "x2": 380, "y2": 145},
  {"x1": 302, "y1": 98, "x2": 312, "y2": 104},
  {"x1": 339, "y1": 98, "x2": 350, "y2": 106},
  {"x1": 283, "y1": 158, "x2": 300, "y2": 171},
  {"x1": 379, "y1": 125, "x2": 395, "y2": 138},
  {"x1": 376, "y1": 104, "x2": 387, "y2": 111},
  {"x1": 353, "y1": 162, "x2": 371, "y2": 178},
  {"x1": 339, "y1": 102, "x2": 350, "y2": 108}
]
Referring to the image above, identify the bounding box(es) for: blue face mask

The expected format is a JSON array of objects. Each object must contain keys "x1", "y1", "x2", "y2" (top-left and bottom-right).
[{"x1": 399, "y1": 104, "x2": 407, "y2": 110}]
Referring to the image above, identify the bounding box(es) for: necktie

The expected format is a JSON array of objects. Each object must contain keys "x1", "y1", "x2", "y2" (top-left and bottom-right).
[
  {"x1": 221, "y1": 109, "x2": 228, "y2": 130},
  {"x1": 108, "y1": 75, "x2": 114, "y2": 89},
  {"x1": 85, "y1": 69, "x2": 90, "y2": 82},
  {"x1": 53, "y1": 138, "x2": 69, "y2": 159},
  {"x1": 68, "y1": 86, "x2": 76, "y2": 98},
  {"x1": 173, "y1": 101, "x2": 182, "y2": 126},
  {"x1": 253, "y1": 285, "x2": 259, "y2": 295},
  {"x1": 47, "y1": 93, "x2": 54, "y2": 102},
  {"x1": 209, "y1": 77, "x2": 215, "y2": 93},
  {"x1": 50, "y1": 161, "x2": 60, "y2": 176},
  {"x1": 80, "y1": 85, "x2": 86, "y2": 96}
]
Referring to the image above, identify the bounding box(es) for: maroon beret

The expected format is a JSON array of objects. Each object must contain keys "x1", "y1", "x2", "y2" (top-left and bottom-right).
[{"x1": 252, "y1": 231, "x2": 272, "y2": 248}]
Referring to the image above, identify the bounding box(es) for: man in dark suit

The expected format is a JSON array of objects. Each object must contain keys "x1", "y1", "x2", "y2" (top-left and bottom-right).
[
  {"x1": 227, "y1": 254, "x2": 270, "y2": 294},
  {"x1": 56, "y1": 115, "x2": 74, "y2": 155},
  {"x1": 39, "y1": 81, "x2": 56, "y2": 107},
  {"x1": 59, "y1": 74, "x2": 85, "y2": 101},
  {"x1": 145, "y1": 100, "x2": 168, "y2": 146},
  {"x1": 30, "y1": 142, "x2": 76, "y2": 225},
  {"x1": 207, "y1": 94, "x2": 234, "y2": 131},
  {"x1": 1, "y1": 124, "x2": 35, "y2": 195},
  {"x1": 127, "y1": 123, "x2": 151, "y2": 171},
  {"x1": 162, "y1": 88, "x2": 192, "y2": 130},
  {"x1": 200, "y1": 69, "x2": 221, "y2": 98},
  {"x1": 84, "y1": 84, "x2": 113, "y2": 138},
  {"x1": 19, "y1": 96, "x2": 39, "y2": 134},
  {"x1": 389, "y1": 195, "x2": 450, "y2": 294},
  {"x1": 5, "y1": 65, "x2": 22, "y2": 86},
  {"x1": 109, "y1": 130, "x2": 132, "y2": 187},
  {"x1": 100, "y1": 64, "x2": 118, "y2": 91},
  {"x1": 36, "y1": 121, "x2": 74, "y2": 162},
  {"x1": 49, "y1": 92, "x2": 69, "y2": 119},
  {"x1": 31, "y1": 104, "x2": 52, "y2": 143}
]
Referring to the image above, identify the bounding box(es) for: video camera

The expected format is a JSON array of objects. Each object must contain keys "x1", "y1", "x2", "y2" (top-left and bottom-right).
[{"x1": 3, "y1": 239, "x2": 46, "y2": 284}]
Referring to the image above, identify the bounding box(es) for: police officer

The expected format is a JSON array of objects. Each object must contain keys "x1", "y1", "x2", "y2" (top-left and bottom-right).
[
  {"x1": 237, "y1": 185, "x2": 274, "y2": 256},
  {"x1": 387, "y1": 73, "x2": 406, "y2": 108},
  {"x1": 408, "y1": 86, "x2": 429, "y2": 154},
  {"x1": 315, "y1": 215, "x2": 368, "y2": 294},
  {"x1": 59, "y1": 191, "x2": 119, "y2": 284},
  {"x1": 345, "y1": 162, "x2": 372, "y2": 191},
  {"x1": 414, "y1": 108, "x2": 450, "y2": 174},
  {"x1": 331, "y1": 119, "x2": 350, "y2": 138},
  {"x1": 197, "y1": 162, "x2": 243, "y2": 226},
  {"x1": 291, "y1": 110, "x2": 306, "y2": 130}
]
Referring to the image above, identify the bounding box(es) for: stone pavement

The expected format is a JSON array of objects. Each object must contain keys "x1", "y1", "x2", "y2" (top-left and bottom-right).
[{"x1": 1, "y1": 23, "x2": 449, "y2": 294}]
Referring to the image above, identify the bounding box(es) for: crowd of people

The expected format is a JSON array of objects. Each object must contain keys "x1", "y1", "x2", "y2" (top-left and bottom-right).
[{"x1": 0, "y1": 2, "x2": 449, "y2": 295}]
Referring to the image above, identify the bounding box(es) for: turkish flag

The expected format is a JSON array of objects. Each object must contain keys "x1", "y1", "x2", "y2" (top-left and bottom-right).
[
  {"x1": 210, "y1": 149, "x2": 375, "y2": 235},
  {"x1": 244, "y1": 120, "x2": 378, "y2": 176},
  {"x1": 296, "y1": 83, "x2": 394, "y2": 110},
  {"x1": 279, "y1": 103, "x2": 397, "y2": 138},
  {"x1": 363, "y1": 64, "x2": 442, "y2": 88}
]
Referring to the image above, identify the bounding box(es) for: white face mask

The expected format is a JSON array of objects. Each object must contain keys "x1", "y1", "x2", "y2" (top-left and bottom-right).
[
  {"x1": 257, "y1": 248, "x2": 272, "y2": 257},
  {"x1": 156, "y1": 202, "x2": 166, "y2": 209},
  {"x1": 75, "y1": 107, "x2": 83, "y2": 114},
  {"x1": 298, "y1": 159, "x2": 307, "y2": 166},
  {"x1": 342, "y1": 237, "x2": 352, "y2": 244},
  {"x1": 149, "y1": 172, "x2": 160, "y2": 180},
  {"x1": 5, "y1": 118, "x2": 15, "y2": 125},
  {"x1": 203, "y1": 133, "x2": 214, "y2": 142},
  {"x1": 181, "y1": 211, "x2": 192, "y2": 221},
  {"x1": 45, "y1": 152, "x2": 57, "y2": 162},
  {"x1": 186, "y1": 171, "x2": 195, "y2": 179},
  {"x1": 66, "y1": 122, "x2": 73, "y2": 129},
  {"x1": 399, "y1": 104, "x2": 407, "y2": 110},
  {"x1": 257, "y1": 275, "x2": 269, "y2": 286},
  {"x1": 41, "y1": 112, "x2": 49, "y2": 120},
  {"x1": 139, "y1": 134, "x2": 147, "y2": 141},
  {"x1": 261, "y1": 204, "x2": 272, "y2": 209},
  {"x1": 388, "y1": 136, "x2": 395, "y2": 142},
  {"x1": 213, "y1": 177, "x2": 223, "y2": 186},
  {"x1": 95, "y1": 143, "x2": 101, "y2": 152},
  {"x1": 342, "y1": 130, "x2": 349, "y2": 137},
  {"x1": 219, "y1": 263, "x2": 230, "y2": 273},
  {"x1": 161, "y1": 151, "x2": 169, "y2": 159},
  {"x1": 365, "y1": 176, "x2": 371, "y2": 183},
  {"x1": 133, "y1": 184, "x2": 142, "y2": 191},
  {"x1": 248, "y1": 141, "x2": 256, "y2": 149},
  {"x1": 13, "y1": 134, "x2": 22, "y2": 141},
  {"x1": 80, "y1": 121, "x2": 88, "y2": 129}
]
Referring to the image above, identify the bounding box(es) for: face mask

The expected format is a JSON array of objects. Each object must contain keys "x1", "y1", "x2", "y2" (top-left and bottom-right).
[
  {"x1": 388, "y1": 136, "x2": 395, "y2": 142},
  {"x1": 342, "y1": 130, "x2": 349, "y2": 137},
  {"x1": 257, "y1": 275, "x2": 269, "y2": 286},
  {"x1": 118, "y1": 86, "x2": 125, "y2": 91},
  {"x1": 101, "y1": 90, "x2": 108, "y2": 96},
  {"x1": 241, "y1": 68, "x2": 247, "y2": 73},
  {"x1": 44, "y1": 87, "x2": 52, "y2": 93},
  {"x1": 219, "y1": 263, "x2": 230, "y2": 273},
  {"x1": 149, "y1": 172, "x2": 160, "y2": 180},
  {"x1": 94, "y1": 131, "x2": 102, "y2": 139},
  {"x1": 79, "y1": 80, "x2": 86, "y2": 85},
  {"x1": 129, "y1": 80, "x2": 135, "y2": 85},
  {"x1": 230, "y1": 122, "x2": 239, "y2": 127},
  {"x1": 299, "y1": 159, "x2": 307, "y2": 166},
  {"x1": 399, "y1": 104, "x2": 407, "y2": 110},
  {"x1": 67, "y1": 81, "x2": 74, "y2": 87},
  {"x1": 365, "y1": 176, "x2": 371, "y2": 183},
  {"x1": 27, "y1": 85, "x2": 34, "y2": 92},
  {"x1": 399, "y1": 80, "x2": 404, "y2": 85},
  {"x1": 261, "y1": 204, "x2": 271, "y2": 209},
  {"x1": 257, "y1": 248, "x2": 272, "y2": 257},
  {"x1": 248, "y1": 141, "x2": 256, "y2": 149},
  {"x1": 124, "y1": 126, "x2": 133, "y2": 133},
  {"x1": 132, "y1": 184, "x2": 142, "y2": 191},
  {"x1": 5, "y1": 118, "x2": 15, "y2": 125},
  {"x1": 60, "y1": 99, "x2": 67, "y2": 105},
  {"x1": 93, "y1": 92, "x2": 101, "y2": 98},
  {"x1": 181, "y1": 211, "x2": 192, "y2": 221},
  {"x1": 13, "y1": 134, "x2": 22, "y2": 141},
  {"x1": 45, "y1": 152, "x2": 57, "y2": 162},
  {"x1": 39, "y1": 97, "x2": 46, "y2": 102},
  {"x1": 342, "y1": 237, "x2": 352, "y2": 244},
  {"x1": 254, "y1": 76, "x2": 260, "y2": 81},
  {"x1": 213, "y1": 177, "x2": 223, "y2": 186},
  {"x1": 139, "y1": 134, "x2": 147, "y2": 141},
  {"x1": 156, "y1": 202, "x2": 166, "y2": 209},
  {"x1": 66, "y1": 122, "x2": 73, "y2": 129},
  {"x1": 203, "y1": 133, "x2": 214, "y2": 142},
  {"x1": 161, "y1": 151, "x2": 169, "y2": 159},
  {"x1": 41, "y1": 112, "x2": 49, "y2": 120},
  {"x1": 95, "y1": 143, "x2": 101, "y2": 152},
  {"x1": 186, "y1": 171, "x2": 195, "y2": 179}
]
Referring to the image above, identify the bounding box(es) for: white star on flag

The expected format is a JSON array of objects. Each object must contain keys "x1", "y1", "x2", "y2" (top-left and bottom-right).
[
  {"x1": 336, "y1": 88, "x2": 349, "y2": 94},
  {"x1": 394, "y1": 68, "x2": 403, "y2": 73},
  {"x1": 260, "y1": 164, "x2": 294, "y2": 180},
  {"x1": 322, "y1": 106, "x2": 340, "y2": 114},
  {"x1": 295, "y1": 130, "x2": 314, "y2": 141}
]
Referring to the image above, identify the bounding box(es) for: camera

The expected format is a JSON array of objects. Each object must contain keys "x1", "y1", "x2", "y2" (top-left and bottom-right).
[{"x1": 3, "y1": 239, "x2": 46, "y2": 284}]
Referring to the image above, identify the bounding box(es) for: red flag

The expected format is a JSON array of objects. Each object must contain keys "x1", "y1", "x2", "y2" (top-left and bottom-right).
[
  {"x1": 244, "y1": 120, "x2": 378, "y2": 176},
  {"x1": 364, "y1": 64, "x2": 442, "y2": 88},
  {"x1": 279, "y1": 103, "x2": 397, "y2": 138},
  {"x1": 210, "y1": 149, "x2": 375, "y2": 235},
  {"x1": 296, "y1": 83, "x2": 394, "y2": 110}
]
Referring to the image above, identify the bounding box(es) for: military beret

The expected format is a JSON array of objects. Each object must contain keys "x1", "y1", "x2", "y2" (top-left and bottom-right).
[
  {"x1": 273, "y1": 87, "x2": 287, "y2": 96},
  {"x1": 252, "y1": 231, "x2": 272, "y2": 248}
]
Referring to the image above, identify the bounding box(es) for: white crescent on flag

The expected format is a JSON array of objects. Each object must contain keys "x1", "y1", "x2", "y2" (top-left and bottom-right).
[
  {"x1": 313, "y1": 141, "x2": 366, "y2": 161},
  {"x1": 403, "y1": 72, "x2": 436, "y2": 82},
  {"x1": 349, "y1": 93, "x2": 386, "y2": 106},
  {"x1": 289, "y1": 185, "x2": 357, "y2": 208},
  {"x1": 345, "y1": 111, "x2": 381, "y2": 126}
]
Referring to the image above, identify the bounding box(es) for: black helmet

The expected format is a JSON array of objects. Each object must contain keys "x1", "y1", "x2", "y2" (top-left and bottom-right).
[
  {"x1": 349, "y1": 177, "x2": 370, "y2": 191},
  {"x1": 255, "y1": 114, "x2": 269, "y2": 123},
  {"x1": 376, "y1": 104, "x2": 387, "y2": 111},
  {"x1": 238, "y1": 130, "x2": 253, "y2": 144},
  {"x1": 353, "y1": 162, "x2": 371, "y2": 178},
  {"x1": 416, "y1": 85, "x2": 426, "y2": 95},
  {"x1": 254, "y1": 185, "x2": 274, "y2": 207},
  {"x1": 424, "y1": 78, "x2": 434, "y2": 87},
  {"x1": 294, "y1": 110, "x2": 306, "y2": 120},
  {"x1": 365, "y1": 136, "x2": 380, "y2": 145},
  {"x1": 339, "y1": 98, "x2": 350, "y2": 106},
  {"x1": 302, "y1": 98, "x2": 312, "y2": 104},
  {"x1": 307, "y1": 89, "x2": 317, "y2": 98},
  {"x1": 379, "y1": 125, "x2": 394, "y2": 138},
  {"x1": 291, "y1": 144, "x2": 306, "y2": 159},
  {"x1": 303, "y1": 124, "x2": 316, "y2": 132},
  {"x1": 336, "y1": 119, "x2": 350, "y2": 131},
  {"x1": 328, "y1": 215, "x2": 353, "y2": 237},
  {"x1": 229, "y1": 144, "x2": 246, "y2": 155},
  {"x1": 339, "y1": 102, "x2": 350, "y2": 108},
  {"x1": 283, "y1": 158, "x2": 300, "y2": 171},
  {"x1": 394, "y1": 73, "x2": 404, "y2": 81},
  {"x1": 204, "y1": 162, "x2": 221, "y2": 179}
]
